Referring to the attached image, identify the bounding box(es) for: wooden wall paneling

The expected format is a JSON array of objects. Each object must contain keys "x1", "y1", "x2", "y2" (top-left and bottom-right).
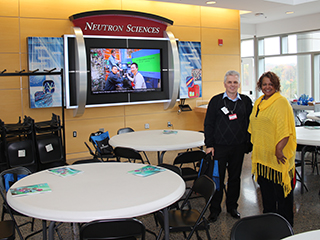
[
  {"x1": 201, "y1": 81, "x2": 226, "y2": 100},
  {"x1": 64, "y1": 105, "x2": 125, "y2": 121},
  {"x1": 19, "y1": 19, "x2": 72, "y2": 53},
  {"x1": 65, "y1": 116, "x2": 124, "y2": 154},
  {"x1": 200, "y1": 7, "x2": 239, "y2": 29},
  {"x1": 166, "y1": 26, "x2": 201, "y2": 42},
  {"x1": 202, "y1": 54, "x2": 240, "y2": 81},
  {"x1": 0, "y1": 17, "x2": 20, "y2": 53},
  {"x1": 0, "y1": 0, "x2": 19, "y2": 17},
  {"x1": 0, "y1": 54, "x2": 21, "y2": 89},
  {"x1": 122, "y1": 0, "x2": 201, "y2": 27},
  {"x1": 202, "y1": 28, "x2": 240, "y2": 55},
  {"x1": 124, "y1": 102, "x2": 170, "y2": 116},
  {"x1": 19, "y1": 0, "x2": 121, "y2": 19},
  {"x1": 0, "y1": 89, "x2": 22, "y2": 122}
]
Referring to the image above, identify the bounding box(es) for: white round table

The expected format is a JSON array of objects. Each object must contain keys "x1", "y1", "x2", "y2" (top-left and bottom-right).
[
  {"x1": 282, "y1": 229, "x2": 320, "y2": 239},
  {"x1": 7, "y1": 162, "x2": 185, "y2": 240},
  {"x1": 109, "y1": 130, "x2": 205, "y2": 164},
  {"x1": 296, "y1": 126, "x2": 320, "y2": 193},
  {"x1": 306, "y1": 112, "x2": 320, "y2": 121}
]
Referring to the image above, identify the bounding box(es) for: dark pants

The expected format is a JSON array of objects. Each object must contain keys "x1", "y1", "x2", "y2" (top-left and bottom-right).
[
  {"x1": 209, "y1": 143, "x2": 245, "y2": 214},
  {"x1": 258, "y1": 176, "x2": 294, "y2": 227}
]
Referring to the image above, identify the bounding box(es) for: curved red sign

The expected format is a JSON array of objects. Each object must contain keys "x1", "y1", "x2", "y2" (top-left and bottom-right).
[{"x1": 70, "y1": 10, "x2": 173, "y2": 38}]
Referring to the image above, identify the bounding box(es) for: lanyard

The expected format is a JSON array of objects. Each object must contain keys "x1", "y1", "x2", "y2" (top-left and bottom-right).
[{"x1": 224, "y1": 98, "x2": 238, "y2": 114}]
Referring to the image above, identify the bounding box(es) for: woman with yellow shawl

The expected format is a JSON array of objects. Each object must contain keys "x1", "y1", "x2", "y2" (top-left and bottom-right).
[{"x1": 248, "y1": 71, "x2": 296, "y2": 226}]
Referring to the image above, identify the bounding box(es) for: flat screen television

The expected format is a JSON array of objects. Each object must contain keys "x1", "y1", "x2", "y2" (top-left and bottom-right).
[{"x1": 64, "y1": 35, "x2": 171, "y2": 108}]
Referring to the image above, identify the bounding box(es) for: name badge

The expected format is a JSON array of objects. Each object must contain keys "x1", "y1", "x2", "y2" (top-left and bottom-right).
[
  {"x1": 229, "y1": 113, "x2": 237, "y2": 120},
  {"x1": 221, "y1": 107, "x2": 229, "y2": 115}
]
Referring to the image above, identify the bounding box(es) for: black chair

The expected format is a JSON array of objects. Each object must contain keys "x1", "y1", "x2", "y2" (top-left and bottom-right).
[
  {"x1": 0, "y1": 167, "x2": 34, "y2": 240},
  {"x1": 1, "y1": 117, "x2": 38, "y2": 173},
  {"x1": 156, "y1": 175, "x2": 216, "y2": 240},
  {"x1": 117, "y1": 128, "x2": 151, "y2": 164},
  {"x1": 34, "y1": 114, "x2": 66, "y2": 171},
  {"x1": 114, "y1": 147, "x2": 145, "y2": 164},
  {"x1": 72, "y1": 158, "x2": 102, "y2": 165},
  {"x1": 0, "y1": 167, "x2": 62, "y2": 240},
  {"x1": 80, "y1": 218, "x2": 146, "y2": 240},
  {"x1": 88, "y1": 131, "x2": 117, "y2": 162},
  {"x1": 173, "y1": 150, "x2": 206, "y2": 182},
  {"x1": 230, "y1": 213, "x2": 294, "y2": 240},
  {"x1": 0, "y1": 220, "x2": 15, "y2": 240},
  {"x1": 117, "y1": 127, "x2": 135, "y2": 135},
  {"x1": 158, "y1": 163, "x2": 182, "y2": 176}
]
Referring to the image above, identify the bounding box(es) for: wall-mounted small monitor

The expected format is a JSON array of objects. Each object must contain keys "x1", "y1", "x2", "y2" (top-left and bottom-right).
[{"x1": 64, "y1": 35, "x2": 171, "y2": 108}]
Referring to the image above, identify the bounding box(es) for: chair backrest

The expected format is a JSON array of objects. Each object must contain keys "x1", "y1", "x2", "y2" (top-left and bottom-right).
[
  {"x1": 188, "y1": 175, "x2": 216, "y2": 204},
  {"x1": 117, "y1": 127, "x2": 135, "y2": 135},
  {"x1": 0, "y1": 167, "x2": 32, "y2": 193},
  {"x1": 304, "y1": 120, "x2": 320, "y2": 126},
  {"x1": 72, "y1": 158, "x2": 102, "y2": 165},
  {"x1": 158, "y1": 163, "x2": 182, "y2": 176},
  {"x1": 173, "y1": 150, "x2": 206, "y2": 166},
  {"x1": 114, "y1": 147, "x2": 143, "y2": 163},
  {"x1": 230, "y1": 213, "x2": 294, "y2": 240},
  {"x1": 89, "y1": 131, "x2": 113, "y2": 155},
  {"x1": 80, "y1": 218, "x2": 145, "y2": 240}
]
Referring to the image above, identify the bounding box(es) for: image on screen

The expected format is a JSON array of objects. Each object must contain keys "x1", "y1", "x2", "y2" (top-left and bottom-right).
[{"x1": 90, "y1": 48, "x2": 162, "y2": 94}]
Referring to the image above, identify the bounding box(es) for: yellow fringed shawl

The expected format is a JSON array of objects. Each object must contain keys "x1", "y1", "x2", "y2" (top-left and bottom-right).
[{"x1": 248, "y1": 92, "x2": 296, "y2": 197}]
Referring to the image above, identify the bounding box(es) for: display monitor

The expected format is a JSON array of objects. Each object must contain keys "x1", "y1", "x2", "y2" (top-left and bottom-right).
[
  {"x1": 64, "y1": 35, "x2": 170, "y2": 108},
  {"x1": 90, "y1": 48, "x2": 161, "y2": 94}
]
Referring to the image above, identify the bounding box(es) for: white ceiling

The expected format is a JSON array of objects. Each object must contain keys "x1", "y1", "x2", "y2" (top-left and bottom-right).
[{"x1": 148, "y1": 0, "x2": 320, "y2": 24}]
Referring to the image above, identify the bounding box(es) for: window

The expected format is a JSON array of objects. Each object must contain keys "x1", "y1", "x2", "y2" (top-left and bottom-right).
[{"x1": 241, "y1": 30, "x2": 320, "y2": 102}]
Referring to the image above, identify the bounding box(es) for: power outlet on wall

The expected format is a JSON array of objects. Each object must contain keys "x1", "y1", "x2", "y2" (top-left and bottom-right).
[{"x1": 145, "y1": 123, "x2": 150, "y2": 129}]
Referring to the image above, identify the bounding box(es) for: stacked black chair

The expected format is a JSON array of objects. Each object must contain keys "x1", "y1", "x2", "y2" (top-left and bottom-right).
[
  {"x1": 0, "y1": 121, "x2": 7, "y2": 171},
  {"x1": 33, "y1": 114, "x2": 65, "y2": 170},
  {"x1": 230, "y1": 213, "x2": 294, "y2": 240},
  {"x1": 0, "y1": 117, "x2": 38, "y2": 173}
]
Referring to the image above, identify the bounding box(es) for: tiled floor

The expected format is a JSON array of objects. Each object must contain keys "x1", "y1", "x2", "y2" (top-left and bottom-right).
[{"x1": 3, "y1": 151, "x2": 320, "y2": 239}]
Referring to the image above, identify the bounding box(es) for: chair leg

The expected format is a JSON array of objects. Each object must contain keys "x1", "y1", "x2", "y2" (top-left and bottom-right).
[
  {"x1": 156, "y1": 228, "x2": 163, "y2": 240},
  {"x1": 142, "y1": 151, "x2": 151, "y2": 165},
  {"x1": 296, "y1": 170, "x2": 309, "y2": 192},
  {"x1": 31, "y1": 218, "x2": 35, "y2": 231}
]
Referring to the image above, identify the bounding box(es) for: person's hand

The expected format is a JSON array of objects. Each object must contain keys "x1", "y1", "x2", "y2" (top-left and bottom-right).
[
  {"x1": 275, "y1": 150, "x2": 287, "y2": 164},
  {"x1": 206, "y1": 147, "x2": 214, "y2": 156}
]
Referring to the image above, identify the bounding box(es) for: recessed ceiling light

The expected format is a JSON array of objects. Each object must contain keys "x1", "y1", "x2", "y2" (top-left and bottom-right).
[
  {"x1": 206, "y1": 1, "x2": 216, "y2": 4},
  {"x1": 255, "y1": 12, "x2": 265, "y2": 17},
  {"x1": 286, "y1": 11, "x2": 294, "y2": 14}
]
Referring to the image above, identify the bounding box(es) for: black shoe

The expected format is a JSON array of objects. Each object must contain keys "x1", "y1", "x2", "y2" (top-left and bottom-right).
[
  {"x1": 227, "y1": 209, "x2": 240, "y2": 219},
  {"x1": 208, "y1": 212, "x2": 219, "y2": 223}
]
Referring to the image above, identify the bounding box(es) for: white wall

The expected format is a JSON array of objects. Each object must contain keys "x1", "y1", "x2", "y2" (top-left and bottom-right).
[{"x1": 241, "y1": 12, "x2": 320, "y2": 39}]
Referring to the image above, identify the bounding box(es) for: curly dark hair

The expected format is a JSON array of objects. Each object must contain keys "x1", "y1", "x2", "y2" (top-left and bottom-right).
[{"x1": 257, "y1": 71, "x2": 281, "y2": 92}]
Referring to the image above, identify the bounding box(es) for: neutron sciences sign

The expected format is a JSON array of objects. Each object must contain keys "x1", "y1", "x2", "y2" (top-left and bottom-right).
[{"x1": 69, "y1": 10, "x2": 173, "y2": 38}]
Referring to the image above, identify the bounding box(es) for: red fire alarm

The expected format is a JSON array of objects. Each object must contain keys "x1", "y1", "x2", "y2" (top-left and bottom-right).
[{"x1": 218, "y1": 39, "x2": 223, "y2": 46}]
